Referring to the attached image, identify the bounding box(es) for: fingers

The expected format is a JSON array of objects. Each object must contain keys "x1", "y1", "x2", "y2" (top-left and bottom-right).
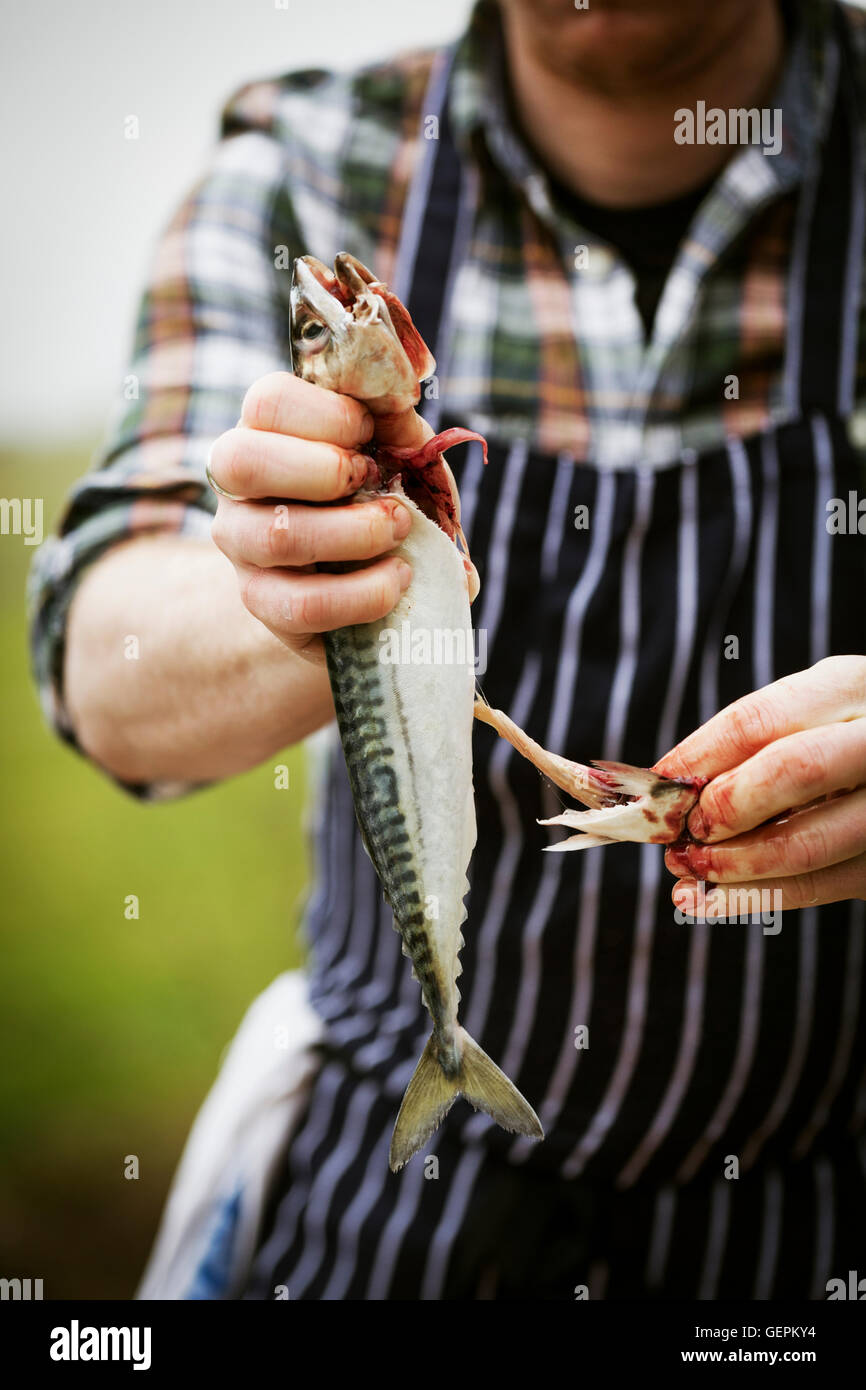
[
  {"x1": 238, "y1": 554, "x2": 413, "y2": 639},
  {"x1": 209, "y1": 427, "x2": 371, "y2": 502},
  {"x1": 682, "y1": 717, "x2": 866, "y2": 843},
  {"x1": 464, "y1": 556, "x2": 481, "y2": 603},
  {"x1": 212, "y1": 496, "x2": 412, "y2": 569},
  {"x1": 666, "y1": 785, "x2": 866, "y2": 883},
  {"x1": 655, "y1": 656, "x2": 866, "y2": 782},
  {"x1": 240, "y1": 372, "x2": 374, "y2": 447},
  {"x1": 670, "y1": 850, "x2": 866, "y2": 915}
]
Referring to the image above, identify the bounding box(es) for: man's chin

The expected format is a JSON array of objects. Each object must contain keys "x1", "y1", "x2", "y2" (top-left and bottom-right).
[{"x1": 500, "y1": 0, "x2": 749, "y2": 90}]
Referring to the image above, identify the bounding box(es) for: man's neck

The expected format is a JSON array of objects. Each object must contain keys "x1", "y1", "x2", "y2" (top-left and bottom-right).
[{"x1": 500, "y1": 0, "x2": 786, "y2": 209}]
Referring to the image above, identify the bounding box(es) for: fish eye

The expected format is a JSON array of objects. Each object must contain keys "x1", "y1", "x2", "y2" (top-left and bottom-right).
[{"x1": 299, "y1": 319, "x2": 328, "y2": 342}]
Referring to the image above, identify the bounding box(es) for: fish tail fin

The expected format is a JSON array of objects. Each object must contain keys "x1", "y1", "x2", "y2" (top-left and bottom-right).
[
  {"x1": 389, "y1": 1029, "x2": 543, "y2": 1171},
  {"x1": 389, "y1": 1034, "x2": 461, "y2": 1172},
  {"x1": 458, "y1": 1029, "x2": 544, "y2": 1142}
]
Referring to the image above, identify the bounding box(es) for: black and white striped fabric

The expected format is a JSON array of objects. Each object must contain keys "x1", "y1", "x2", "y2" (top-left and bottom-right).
[{"x1": 245, "y1": 18, "x2": 866, "y2": 1300}]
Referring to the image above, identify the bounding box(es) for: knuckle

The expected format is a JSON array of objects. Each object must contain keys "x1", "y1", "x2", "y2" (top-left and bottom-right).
[
  {"x1": 263, "y1": 507, "x2": 292, "y2": 563},
  {"x1": 727, "y1": 694, "x2": 777, "y2": 756},
  {"x1": 758, "y1": 836, "x2": 788, "y2": 877},
  {"x1": 232, "y1": 428, "x2": 274, "y2": 495},
  {"x1": 792, "y1": 822, "x2": 829, "y2": 875},
  {"x1": 810, "y1": 655, "x2": 866, "y2": 713},
  {"x1": 210, "y1": 505, "x2": 228, "y2": 552},
  {"x1": 208, "y1": 430, "x2": 239, "y2": 488},
  {"x1": 242, "y1": 372, "x2": 289, "y2": 432},
  {"x1": 238, "y1": 567, "x2": 263, "y2": 615},
  {"x1": 362, "y1": 507, "x2": 389, "y2": 555},
  {"x1": 367, "y1": 570, "x2": 397, "y2": 619},
  {"x1": 852, "y1": 657, "x2": 866, "y2": 707},
  {"x1": 336, "y1": 394, "x2": 361, "y2": 442},
  {"x1": 812, "y1": 656, "x2": 837, "y2": 674},
  {"x1": 700, "y1": 847, "x2": 722, "y2": 880},
  {"x1": 787, "y1": 736, "x2": 828, "y2": 794},
  {"x1": 282, "y1": 510, "x2": 318, "y2": 564},
  {"x1": 293, "y1": 585, "x2": 329, "y2": 631},
  {"x1": 698, "y1": 776, "x2": 735, "y2": 833},
  {"x1": 691, "y1": 845, "x2": 719, "y2": 881},
  {"x1": 815, "y1": 653, "x2": 860, "y2": 678},
  {"x1": 791, "y1": 867, "x2": 820, "y2": 907},
  {"x1": 839, "y1": 655, "x2": 866, "y2": 708}
]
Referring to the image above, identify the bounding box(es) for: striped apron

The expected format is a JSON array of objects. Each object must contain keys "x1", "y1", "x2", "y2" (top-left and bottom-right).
[{"x1": 245, "y1": 22, "x2": 866, "y2": 1300}]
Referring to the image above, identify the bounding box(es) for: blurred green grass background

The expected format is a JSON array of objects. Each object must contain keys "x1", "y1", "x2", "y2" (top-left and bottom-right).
[{"x1": 0, "y1": 444, "x2": 309, "y2": 1298}]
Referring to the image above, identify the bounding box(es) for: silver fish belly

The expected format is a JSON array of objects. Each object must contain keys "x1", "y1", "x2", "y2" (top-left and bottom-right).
[{"x1": 324, "y1": 496, "x2": 474, "y2": 1061}]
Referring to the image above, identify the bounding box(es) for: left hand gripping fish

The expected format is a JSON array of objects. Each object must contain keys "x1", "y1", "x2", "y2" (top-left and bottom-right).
[{"x1": 290, "y1": 252, "x2": 543, "y2": 1170}]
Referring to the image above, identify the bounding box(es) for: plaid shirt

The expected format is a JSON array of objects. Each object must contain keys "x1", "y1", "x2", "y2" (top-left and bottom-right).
[{"x1": 28, "y1": 0, "x2": 866, "y2": 792}]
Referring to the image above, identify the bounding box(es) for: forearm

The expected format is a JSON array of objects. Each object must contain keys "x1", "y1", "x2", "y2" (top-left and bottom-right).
[{"x1": 64, "y1": 533, "x2": 333, "y2": 785}]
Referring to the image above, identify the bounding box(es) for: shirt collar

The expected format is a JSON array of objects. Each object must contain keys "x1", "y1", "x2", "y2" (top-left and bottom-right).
[{"x1": 447, "y1": 0, "x2": 846, "y2": 229}]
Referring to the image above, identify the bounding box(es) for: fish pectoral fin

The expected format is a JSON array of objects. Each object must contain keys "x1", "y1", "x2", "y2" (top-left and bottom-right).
[
  {"x1": 473, "y1": 701, "x2": 614, "y2": 809},
  {"x1": 389, "y1": 1030, "x2": 543, "y2": 1172}
]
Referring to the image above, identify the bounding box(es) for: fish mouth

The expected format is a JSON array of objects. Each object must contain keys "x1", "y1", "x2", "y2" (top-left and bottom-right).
[
  {"x1": 290, "y1": 254, "x2": 394, "y2": 342},
  {"x1": 291, "y1": 257, "x2": 351, "y2": 333}
]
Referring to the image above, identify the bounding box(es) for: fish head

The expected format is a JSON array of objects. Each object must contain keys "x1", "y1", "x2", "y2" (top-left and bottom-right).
[{"x1": 290, "y1": 253, "x2": 436, "y2": 414}]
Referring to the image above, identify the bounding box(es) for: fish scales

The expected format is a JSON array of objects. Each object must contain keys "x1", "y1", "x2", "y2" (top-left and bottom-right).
[
  {"x1": 325, "y1": 625, "x2": 449, "y2": 1030},
  {"x1": 323, "y1": 502, "x2": 476, "y2": 1054}
]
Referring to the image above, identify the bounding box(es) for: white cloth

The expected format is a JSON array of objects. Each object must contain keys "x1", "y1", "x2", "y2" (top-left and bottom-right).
[{"x1": 136, "y1": 970, "x2": 324, "y2": 1300}]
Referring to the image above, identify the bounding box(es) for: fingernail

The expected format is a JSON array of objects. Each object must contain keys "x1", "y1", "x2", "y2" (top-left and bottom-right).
[
  {"x1": 391, "y1": 506, "x2": 412, "y2": 539},
  {"x1": 666, "y1": 848, "x2": 691, "y2": 876},
  {"x1": 465, "y1": 559, "x2": 480, "y2": 603},
  {"x1": 396, "y1": 560, "x2": 412, "y2": 591},
  {"x1": 689, "y1": 807, "x2": 709, "y2": 841},
  {"x1": 349, "y1": 453, "x2": 371, "y2": 488}
]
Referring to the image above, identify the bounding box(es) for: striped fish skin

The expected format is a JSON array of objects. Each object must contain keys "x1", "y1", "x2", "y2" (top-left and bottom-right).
[
  {"x1": 325, "y1": 626, "x2": 454, "y2": 1035},
  {"x1": 291, "y1": 252, "x2": 544, "y2": 1168},
  {"x1": 322, "y1": 499, "x2": 473, "y2": 1066}
]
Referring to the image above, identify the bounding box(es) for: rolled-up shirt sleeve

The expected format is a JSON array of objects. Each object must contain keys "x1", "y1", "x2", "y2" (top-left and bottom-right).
[{"x1": 28, "y1": 79, "x2": 301, "y2": 797}]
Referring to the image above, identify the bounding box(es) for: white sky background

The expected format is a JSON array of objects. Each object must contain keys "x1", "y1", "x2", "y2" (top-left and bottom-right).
[{"x1": 1, "y1": 0, "x2": 472, "y2": 445}]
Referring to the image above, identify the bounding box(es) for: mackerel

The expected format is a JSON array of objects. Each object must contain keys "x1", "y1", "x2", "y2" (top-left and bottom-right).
[{"x1": 290, "y1": 252, "x2": 543, "y2": 1169}]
